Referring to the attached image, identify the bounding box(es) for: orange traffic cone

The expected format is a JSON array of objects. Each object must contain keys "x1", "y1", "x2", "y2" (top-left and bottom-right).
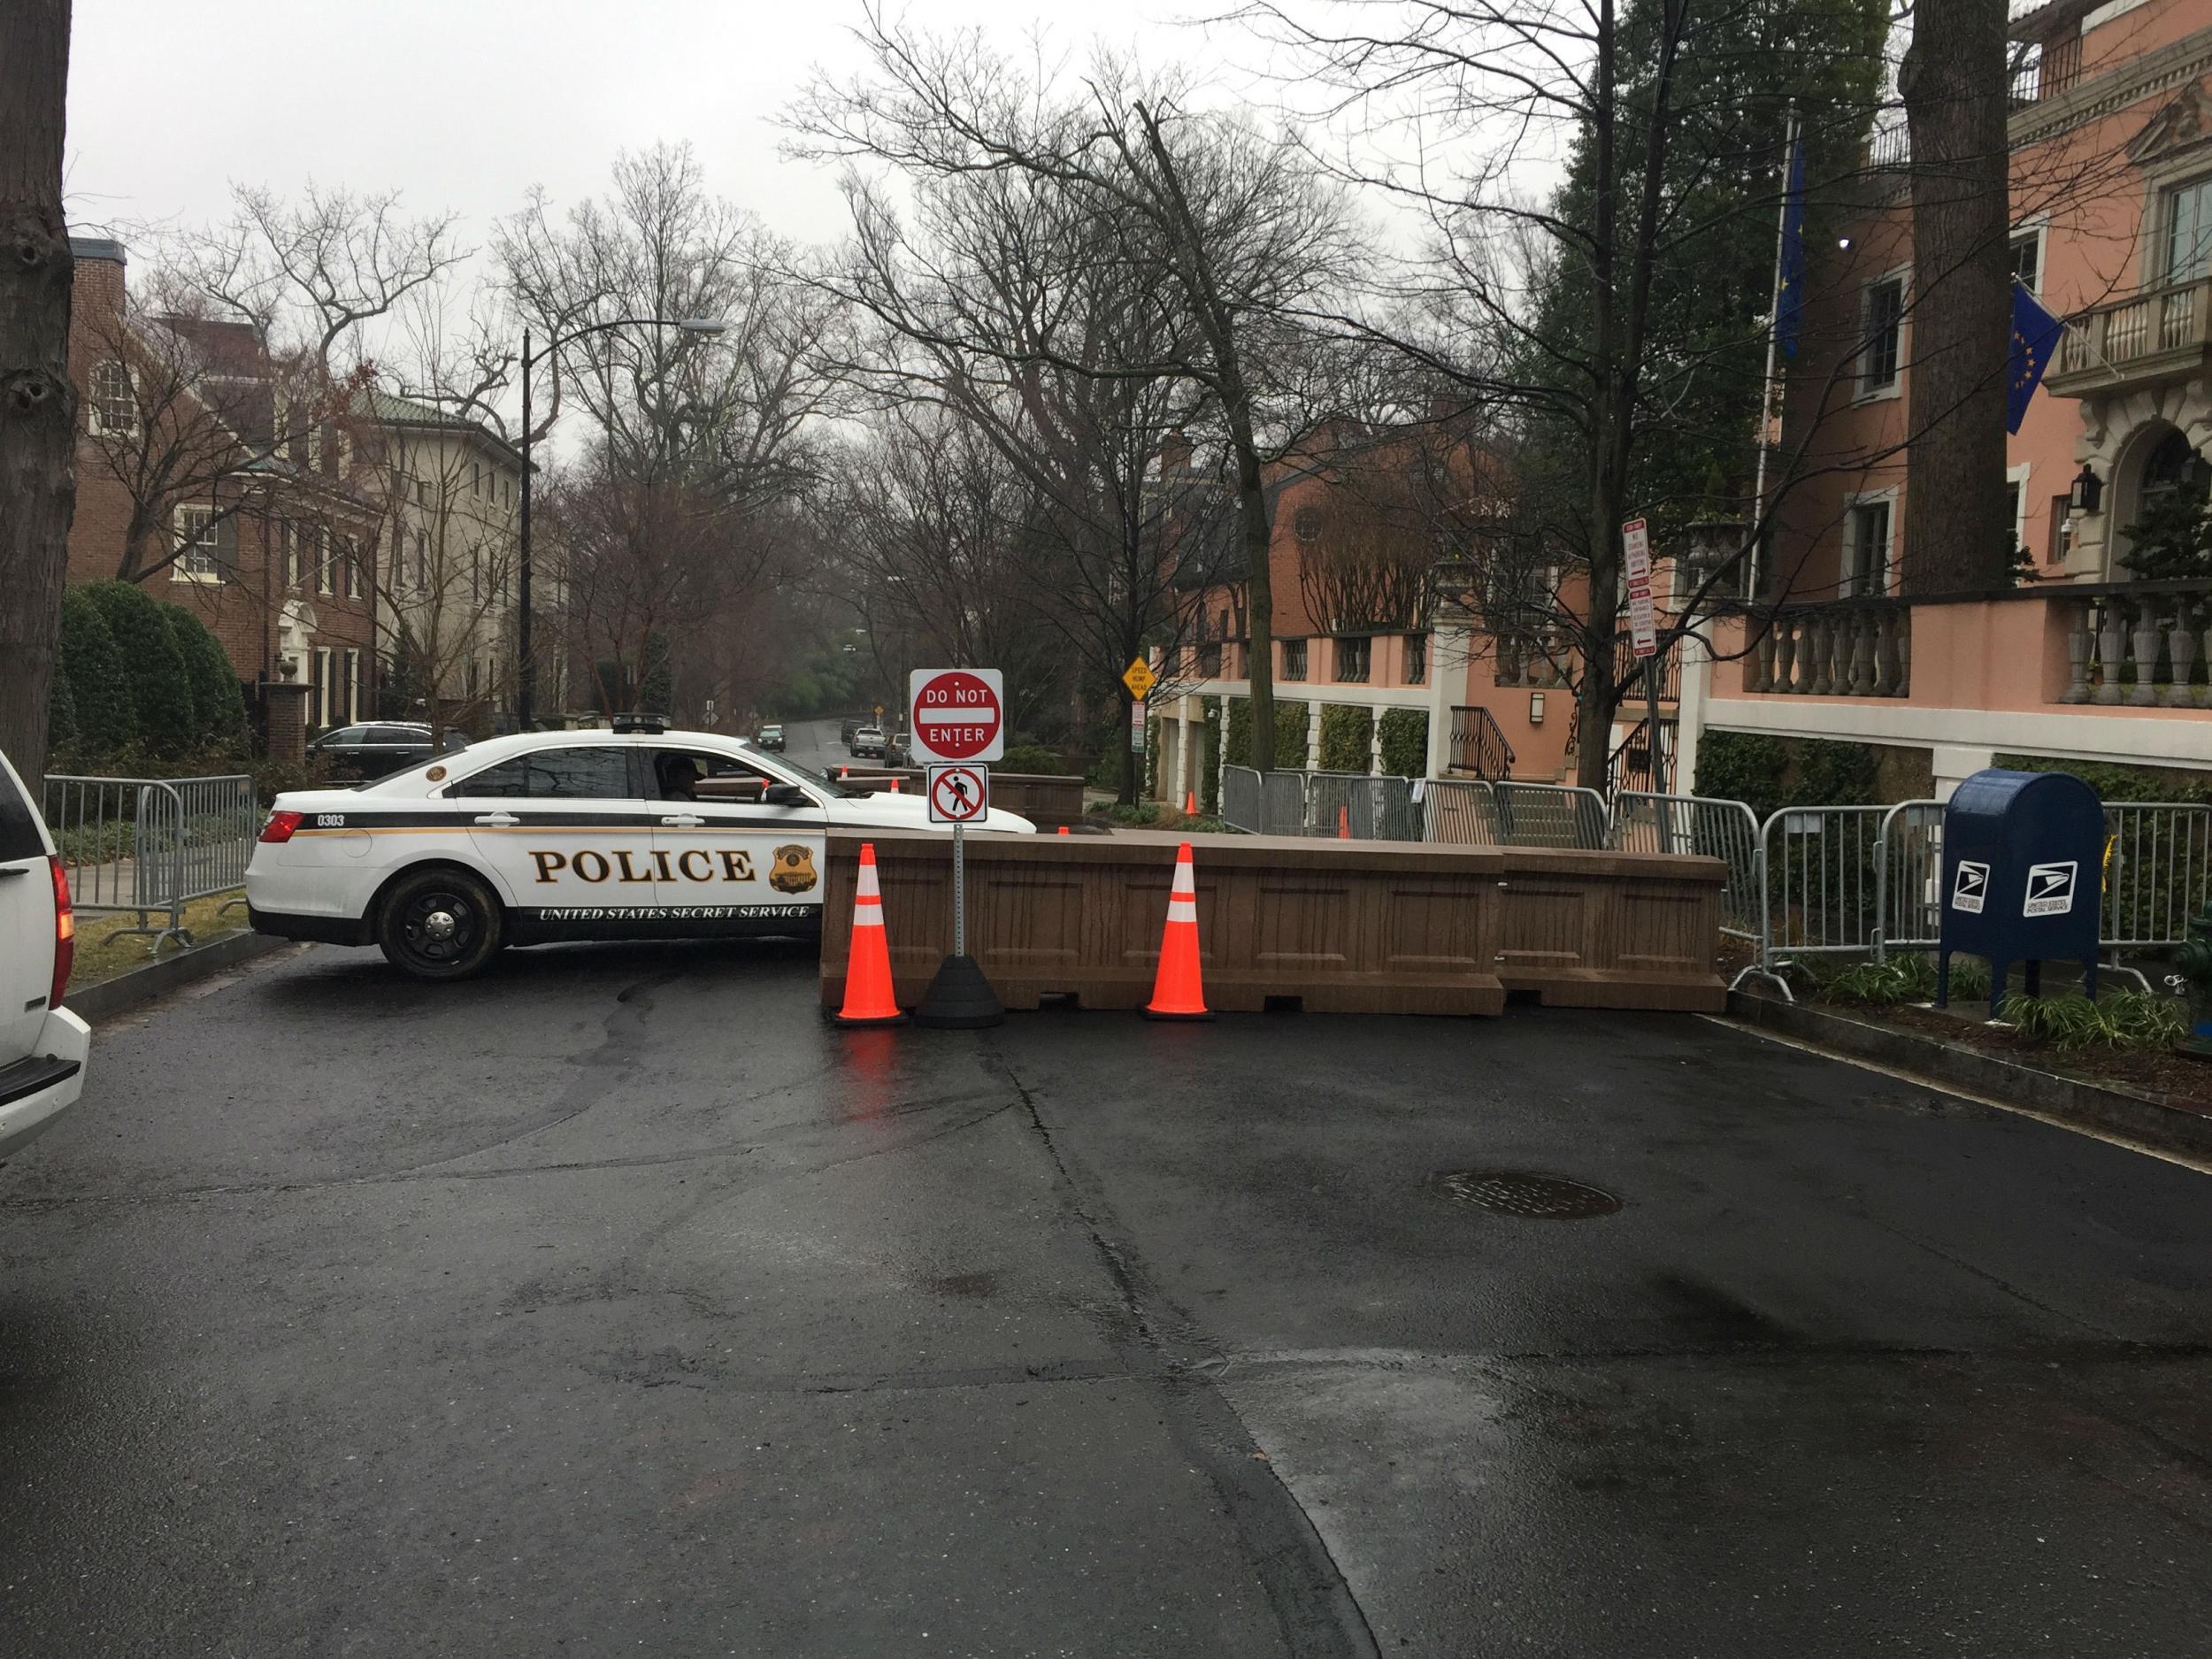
[
  {"x1": 1336, "y1": 804, "x2": 1351, "y2": 840},
  {"x1": 1144, "y1": 841, "x2": 1211, "y2": 1020},
  {"x1": 890, "y1": 777, "x2": 902, "y2": 793},
  {"x1": 1184, "y1": 789, "x2": 1197, "y2": 816},
  {"x1": 1056, "y1": 825, "x2": 1070, "y2": 835},
  {"x1": 839, "y1": 765, "x2": 849, "y2": 780},
  {"x1": 834, "y1": 843, "x2": 904, "y2": 1026}
]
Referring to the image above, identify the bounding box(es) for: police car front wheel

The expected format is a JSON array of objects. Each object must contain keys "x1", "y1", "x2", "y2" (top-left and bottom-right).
[{"x1": 377, "y1": 867, "x2": 504, "y2": 980}]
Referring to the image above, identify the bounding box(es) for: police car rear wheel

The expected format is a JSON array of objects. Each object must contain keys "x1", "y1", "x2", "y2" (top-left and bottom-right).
[{"x1": 377, "y1": 868, "x2": 503, "y2": 980}]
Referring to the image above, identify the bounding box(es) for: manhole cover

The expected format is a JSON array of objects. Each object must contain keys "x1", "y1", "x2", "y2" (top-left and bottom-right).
[{"x1": 1436, "y1": 1170, "x2": 1622, "y2": 1220}]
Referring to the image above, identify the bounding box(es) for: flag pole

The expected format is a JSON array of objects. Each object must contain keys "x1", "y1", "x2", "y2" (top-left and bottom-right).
[{"x1": 1748, "y1": 104, "x2": 1801, "y2": 600}]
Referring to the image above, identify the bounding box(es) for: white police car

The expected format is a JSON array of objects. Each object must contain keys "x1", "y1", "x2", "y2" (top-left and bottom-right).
[{"x1": 247, "y1": 717, "x2": 1033, "y2": 980}]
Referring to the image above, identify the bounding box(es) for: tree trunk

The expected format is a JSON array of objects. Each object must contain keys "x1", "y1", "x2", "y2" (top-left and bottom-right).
[
  {"x1": 1900, "y1": 0, "x2": 2011, "y2": 595},
  {"x1": 1575, "y1": 0, "x2": 1623, "y2": 795},
  {"x1": 1233, "y1": 429, "x2": 1275, "y2": 775},
  {"x1": 0, "y1": 0, "x2": 75, "y2": 782},
  {"x1": 1119, "y1": 686, "x2": 1139, "y2": 807}
]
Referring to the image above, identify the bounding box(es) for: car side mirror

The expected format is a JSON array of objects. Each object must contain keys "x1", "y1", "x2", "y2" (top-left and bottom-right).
[{"x1": 764, "y1": 782, "x2": 810, "y2": 809}]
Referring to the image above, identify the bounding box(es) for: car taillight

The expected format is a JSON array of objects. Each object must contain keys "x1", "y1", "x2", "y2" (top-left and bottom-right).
[
  {"x1": 49, "y1": 856, "x2": 73, "y2": 1010},
  {"x1": 259, "y1": 809, "x2": 305, "y2": 844}
]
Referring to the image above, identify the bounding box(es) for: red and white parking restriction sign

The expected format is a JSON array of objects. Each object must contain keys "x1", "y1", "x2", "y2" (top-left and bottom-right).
[
  {"x1": 909, "y1": 668, "x2": 1004, "y2": 764},
  {"x1": 926, "y1": 764, "x2": 989, "y2": 826}
]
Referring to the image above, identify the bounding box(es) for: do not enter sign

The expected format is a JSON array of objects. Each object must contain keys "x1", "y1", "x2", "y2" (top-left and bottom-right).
[{"x1": 909, "y1": 668, "x2": 1005, "y2": 764}]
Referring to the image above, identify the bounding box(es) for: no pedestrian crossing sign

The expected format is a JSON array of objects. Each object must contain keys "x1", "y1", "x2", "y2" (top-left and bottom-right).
[
  {"x1": 927, "y1": 764, "x2": 989, "y2": 826},
  {"x1": 909, "y1": 668, "x2": 1005, "y2": 764}
]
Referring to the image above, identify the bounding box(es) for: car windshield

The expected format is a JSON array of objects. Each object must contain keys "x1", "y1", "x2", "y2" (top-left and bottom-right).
[{"x1": 765, "y1": 752, "x2": 872, "y2": 799}]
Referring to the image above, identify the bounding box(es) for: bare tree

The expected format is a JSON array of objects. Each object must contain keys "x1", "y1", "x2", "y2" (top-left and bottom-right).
[
  {"x1": 787, "y1": 10, "x2": 1359, "y2": 775},
  {"x1": 498, "y1": 143, "x2": 840, "y2": 719},
  {"x1": 0, "y1": 0, "x2": 75, "y2": 780}
]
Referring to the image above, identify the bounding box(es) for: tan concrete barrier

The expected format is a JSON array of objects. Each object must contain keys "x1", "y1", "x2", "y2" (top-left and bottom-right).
[
  {"x1": 820, "y1": 829, "x2": 1727, "y2": 1016},
  {"x1": 838, "y1": 770, "x2": 1086, "y2": 832}
]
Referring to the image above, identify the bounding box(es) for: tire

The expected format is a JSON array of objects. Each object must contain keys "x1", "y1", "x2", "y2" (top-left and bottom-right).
[{"x1": 375, "y1": 866, "x2": 504, "y2": 981}]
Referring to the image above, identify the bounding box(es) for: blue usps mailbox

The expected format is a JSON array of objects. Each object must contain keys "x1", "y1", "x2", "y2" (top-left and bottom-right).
[{"x1": 1938, "y1": 768, "x2": 2103, "y2": 1017}]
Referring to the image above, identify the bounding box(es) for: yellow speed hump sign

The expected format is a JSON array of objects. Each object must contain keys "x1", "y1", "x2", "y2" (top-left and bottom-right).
[{"x1": 1122, "y1": 657, "x2": 1156, "y2": 701}]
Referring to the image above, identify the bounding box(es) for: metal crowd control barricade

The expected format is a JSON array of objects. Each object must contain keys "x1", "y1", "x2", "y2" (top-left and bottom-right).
[
  {"x1": 1261, "y1": 770, "x2": 1307, "y2": 837},
  {"x1": 1757, "y1": 803, "x2": 1891, "y2": 979},
  {"x1": 1423, "y1": 779, "x2": 1500, "y2": 845},
  {"x1": 1221, "y1": 764, "x2": 1264, "y2": 834},
  {"x1": 1610, "y1": 791, "x2": 1764, "y2": 944},
  {"x1": 1303, "y1": 772, "x2": 1419, "y2": 840},
  {"x1": 1876, "y1": 800, "x2": 1947, "y2": 956},
  {"x1": 2101, "y1": 802, "x2": 2212, "y2": 952},
  {"x1": 42, "y1": 773, "x2": 257, "y2": 950},
  {"x1": 1488, "y1": 782, "x2": 1609, "y2": 849}
]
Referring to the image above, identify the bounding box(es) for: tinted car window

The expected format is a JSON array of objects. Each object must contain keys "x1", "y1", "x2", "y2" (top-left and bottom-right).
[
  {"x1": 370, "y1": 726, "x2": 426, "y2": 744},
  {"x1": 457, "y1": 747, "x2": 634, "y2": 799},
  {"x1": 319, "y1": 726, "x2": 366, "y2": 747},
  {"x1": 0, "y1": 769, "x2": 43, "y2": 863}
]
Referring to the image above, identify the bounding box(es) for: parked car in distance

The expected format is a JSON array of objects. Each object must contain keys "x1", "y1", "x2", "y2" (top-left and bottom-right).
[
  {"x1": 757, "y1": 723, "x2": 785, "y2": 751},
  {"x1": 309, "y1": 723, "x2": 436, "y2": 781},
  {"x1": 0, "y1": 746, "x2": 89, "y2": 1165},
  {"x1": 850, "y1": 724, "x2": 886, "y2": 759},
  {"x1": 839, "y1": 716, "x2": 864, "y2": 748}
]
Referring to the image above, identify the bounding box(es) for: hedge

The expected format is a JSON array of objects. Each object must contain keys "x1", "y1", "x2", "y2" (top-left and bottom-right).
[
  {"x1": 1994, "y1": 754, "x2": 2212, "y2": 806},
  {"x1": 1693, "y1": 730, "x2": 1880, "y2": 823},
  {"x1": 1317, "y1": 704, "x2": 1374, "y2": 772},
  {"x1": 50, "y1": 587, "x2": 136, "y2": 762},
  {"x1": 81, "y1": 580, "x2": 196, "y2": 758},
  {"x1": 1378, "y1": 708, "x2": 1428, "y2": 778}
]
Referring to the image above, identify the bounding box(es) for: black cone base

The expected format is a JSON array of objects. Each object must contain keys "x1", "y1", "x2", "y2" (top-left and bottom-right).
[{"x1": 914, "y1": 953, "x2": 1005, "y2": 1028}]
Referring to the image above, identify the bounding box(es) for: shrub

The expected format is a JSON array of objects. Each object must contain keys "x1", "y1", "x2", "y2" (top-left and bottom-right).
[
  {"x1": 1001, "y1": 742, "x2": 1072, "y2": 776},
  {"x1": 1273, "y1": 700, "x2": 1310, "y2": 770},
  {"x1": 2000, "y1": 989, "x2": 2186, "y2": 1051},
  {"x1": 1201, "y1": 700, "x2": 1223, "y2": 815},
  {"x1": 81, "y1": 580, "x2": 195, "y2": 759},
  {"x1": 1994, "y1": 754, "x2": 2212, "y2": 807},
  {"x1": 1694, "y1": 730, "x2": 1879, "y2": 821},
  {"x1": 1225, "y1": 697, "x2": 1251, "y2": 766},
  {"x1": 1317, "y1": 704, "x2": 1373, "y2": 772},
  {"x1": 166, "y1": 606, "x2": 247, "y2": 755},
  {"x1": 52, "y1": 587, "x2": 136, "y2": 763},
  {"x1": 1378, "y1": 708, "x2": 1429, "y2": 778}
]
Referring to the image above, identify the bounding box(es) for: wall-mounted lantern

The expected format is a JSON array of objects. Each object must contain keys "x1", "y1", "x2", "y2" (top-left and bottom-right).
[
  {"x1": 1529, "y1": 691, "x2": 1546, "y2": 726},
  {"x1": 2070, "y1": 462, "x2": 2103, "y2": 516}
]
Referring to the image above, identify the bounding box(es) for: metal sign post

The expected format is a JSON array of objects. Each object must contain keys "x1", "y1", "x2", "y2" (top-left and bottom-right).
[{"x1": 911, "y1": 687, "x2": 1003, "y2": 1028}]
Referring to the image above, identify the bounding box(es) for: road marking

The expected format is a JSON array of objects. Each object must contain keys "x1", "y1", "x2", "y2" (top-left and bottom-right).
[{"x1": 1702, "y1": 1014, "x2": 2212, "y2": 1178}]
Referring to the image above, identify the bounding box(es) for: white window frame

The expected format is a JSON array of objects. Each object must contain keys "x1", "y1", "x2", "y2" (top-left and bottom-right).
[
  {"x1": 1841, "y1": 489, "x2": 1897, "y2": 598},
  {"x1": 171, "y1": 505, "x2": 222, "y2": 584},
  {"x1": 344, "y1": 649, "x2": 363, "y2": 724},
  {"x1": 312, "y1": 646, "x2": 335, "y2": 730},
  {"x1": 2007, "y1": 462, "x2": 2032, "y2": 560},
  {"x1": 2008, "y1": 221, "x2": 2047, "y2": 297},
  {"x1": 1855, "y1": 267, "x2": 1910, "y2": 403},
  {"x1": 307, "y1": 423, "x2": 324, "y2": 473},
  {"x1": 342, "y1": 534, "x2": 362, "y2": 601},
  {"x1": 316, "y1": 526, "x2": 334, "y2": 596},
  {"x1": 88, "y1": 358, "x2": 136, "y2": 436},
  {"x1": 2157, "y1": 171, "x2": 2212, "y2": 286}
]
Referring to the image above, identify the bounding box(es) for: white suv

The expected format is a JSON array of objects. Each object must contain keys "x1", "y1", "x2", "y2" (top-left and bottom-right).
[{"x1": 0, "y1": 748, "x2": 88, "y2": 1163}]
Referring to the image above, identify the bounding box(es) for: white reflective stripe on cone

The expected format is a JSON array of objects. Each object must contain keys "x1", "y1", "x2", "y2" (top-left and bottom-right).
[
  {"x1": 1166, "y1": 900, "x2": 1198, "y2": 923},
  {"x1": 853, "y1": 908, "x2": 885, "y2": 927}
]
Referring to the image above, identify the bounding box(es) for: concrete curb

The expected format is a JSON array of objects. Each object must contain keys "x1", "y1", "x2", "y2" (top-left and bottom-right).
[
  {"x1": 1725, "y1": 989, "x2": 2212, "y2": 1158},
  {"x1": 65, "y1": 930, "x2": 294, "y2": 1024}
]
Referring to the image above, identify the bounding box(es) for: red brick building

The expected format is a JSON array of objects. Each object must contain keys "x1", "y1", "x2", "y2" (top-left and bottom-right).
[{"x1": 65, "y1": 237, "x2": 380, "y2": 750}]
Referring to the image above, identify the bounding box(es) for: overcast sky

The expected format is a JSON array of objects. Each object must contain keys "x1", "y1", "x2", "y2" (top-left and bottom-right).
[{"x1": 64, "y1": 0, "x2": 1256, "y2": 253}]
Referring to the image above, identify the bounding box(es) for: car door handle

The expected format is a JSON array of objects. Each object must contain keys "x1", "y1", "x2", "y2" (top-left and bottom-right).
[
  {"x1": 659, "y1": 814, "x2": 706, "y2": 827},
  {"x1": 472, "y1": 812, "x2": 520, "y2": 827},
  {"x1": 0, "y1": 865, "x2": 27, "y2": 879}
]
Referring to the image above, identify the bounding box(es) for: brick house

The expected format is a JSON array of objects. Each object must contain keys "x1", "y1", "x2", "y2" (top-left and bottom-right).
[{"x1": 65, "y1": 236, "x2": 381, "y2": 756}]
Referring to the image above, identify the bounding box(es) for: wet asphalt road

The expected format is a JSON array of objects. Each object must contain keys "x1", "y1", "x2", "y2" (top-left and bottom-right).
[{"x1": 4, "y1": 813, "x2": 2212, "y2": 1654}]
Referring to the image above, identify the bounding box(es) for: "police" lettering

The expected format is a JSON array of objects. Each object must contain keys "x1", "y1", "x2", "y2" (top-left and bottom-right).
[{"x1": 528, "y1": 849, "x2": 757, "y2": 885}]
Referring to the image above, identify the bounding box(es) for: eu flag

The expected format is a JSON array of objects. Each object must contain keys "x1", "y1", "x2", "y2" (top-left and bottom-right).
[
  {"x1": 1775, "y1": 133, "x2": 1807, "y2": 358},
  {"x1": 2008, "y1": 280, "x2": 2065, "y2": 434}
]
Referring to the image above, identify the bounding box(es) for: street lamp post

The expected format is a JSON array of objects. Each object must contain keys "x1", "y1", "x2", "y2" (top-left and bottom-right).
[{"x1": 515, "y1": 314, "x2": 724, "y2": 731}]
